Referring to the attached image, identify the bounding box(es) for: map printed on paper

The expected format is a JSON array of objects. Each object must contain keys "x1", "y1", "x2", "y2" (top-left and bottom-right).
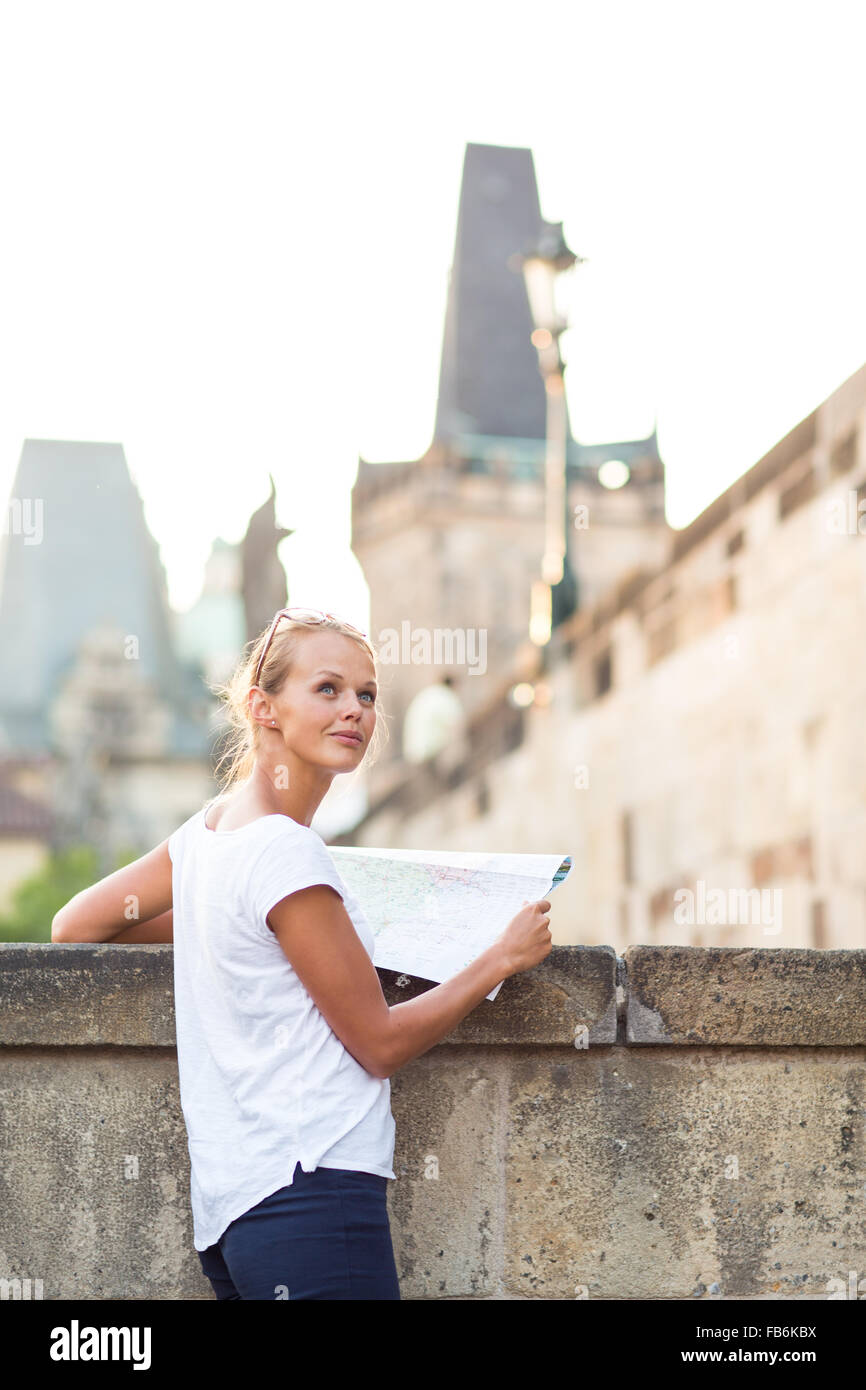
[{"x1": 328, "y1": 847, "x2": 573, "y2": 1001}]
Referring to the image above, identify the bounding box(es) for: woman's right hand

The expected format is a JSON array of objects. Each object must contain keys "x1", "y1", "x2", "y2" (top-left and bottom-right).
[{"x1": 496, "y1": 898, "x2": 552, "y2": 977}]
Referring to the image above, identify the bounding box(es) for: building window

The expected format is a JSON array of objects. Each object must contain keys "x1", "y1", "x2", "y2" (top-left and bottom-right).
[
  {"x1": 595, "y1": 649, "x2": 612, "y2": 697},
  {"x1": 830, "y1": 429, "x2": 857, "y2": 477},
  {"x1": 621, "y1": 810, "x2": 634, "y2": 885},
  {"x1": 726, "y1": 529, "x2": 745, "y2": 556},
  {"x1": 778, "y1": 461, "x2": 816, "y2": 519},
  {"x1": 811, "y1": 899, "x2": 826, "y2": 949}
]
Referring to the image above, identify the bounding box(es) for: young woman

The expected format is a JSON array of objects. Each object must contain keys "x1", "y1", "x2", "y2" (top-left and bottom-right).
[{"x1": 52, "y1": 607, "x2": 552, "y2": 1300}]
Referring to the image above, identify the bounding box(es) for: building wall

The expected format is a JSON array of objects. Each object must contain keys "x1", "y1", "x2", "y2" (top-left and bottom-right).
[
  {"x1": 354, "y1": 447, "x2": 670, "y2": 803},
  {"x1": 569, "y1": 461, "x2": 670, "y2": 612},
  {"x1": 351, "y1": 365, "x2": 866, "y2": 953},
  {"x1": 107, "y1": 759, "x2": 220, "y2": 850},
  {"x1": 4, "y1": 755, "x2": 216, "y2": 861}
]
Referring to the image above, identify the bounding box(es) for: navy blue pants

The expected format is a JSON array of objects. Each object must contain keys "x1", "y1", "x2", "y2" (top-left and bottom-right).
[{"x1": 197, "y1": 1162, "x2": 401, "y2": 1300}]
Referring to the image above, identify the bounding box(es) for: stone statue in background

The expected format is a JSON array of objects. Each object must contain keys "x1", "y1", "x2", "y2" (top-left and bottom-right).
[{"x1": 241, "y1": 474, "x2": 293, "y2": 644}]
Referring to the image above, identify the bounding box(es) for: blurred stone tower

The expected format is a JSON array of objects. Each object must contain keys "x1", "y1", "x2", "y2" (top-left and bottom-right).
[
  {"x1": 0, "y1": 439, "x2": 215, "y2": 862},
  {"x1": 351, "y1": 142, "x2": 670, "y2": 800}
]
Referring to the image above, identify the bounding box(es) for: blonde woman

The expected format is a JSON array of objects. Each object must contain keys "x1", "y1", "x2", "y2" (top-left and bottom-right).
[{"x1": 52, "y1": 608, "x2": 552, "y2": 1300}]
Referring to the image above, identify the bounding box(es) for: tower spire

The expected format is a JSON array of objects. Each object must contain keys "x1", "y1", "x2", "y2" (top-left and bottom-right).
[{"x1": 434, "y1": 142, "x2": 572, "y2": 444}]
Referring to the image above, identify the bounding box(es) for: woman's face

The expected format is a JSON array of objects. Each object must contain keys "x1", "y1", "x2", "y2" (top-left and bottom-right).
[{"x1": 264, "y1": 629, "x2": 377, "y2": 767}]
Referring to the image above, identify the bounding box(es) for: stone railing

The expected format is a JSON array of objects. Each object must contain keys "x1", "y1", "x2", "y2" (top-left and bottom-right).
[{"x1": 1, "y1": 943, "x2": 864, "y2": 1299}]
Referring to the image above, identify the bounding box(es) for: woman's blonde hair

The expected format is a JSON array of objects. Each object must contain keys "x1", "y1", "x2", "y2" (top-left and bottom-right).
[{"x1": 208, "y1": 613, "x2": 389, "y2": 794}]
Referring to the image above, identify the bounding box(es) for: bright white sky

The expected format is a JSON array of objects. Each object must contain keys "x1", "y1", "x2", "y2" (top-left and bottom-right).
[{"x1": 1, "y1": 0, "x2": 865, "y2": 623}]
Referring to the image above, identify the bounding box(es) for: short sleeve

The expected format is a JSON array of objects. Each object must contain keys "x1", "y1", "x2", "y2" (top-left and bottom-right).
[
  {"x1": 167, "y1": 823, "x2": 183, "y2": 864},
  {"x1": 247, "y1": 828, "x2": 347, "y2": 936}
]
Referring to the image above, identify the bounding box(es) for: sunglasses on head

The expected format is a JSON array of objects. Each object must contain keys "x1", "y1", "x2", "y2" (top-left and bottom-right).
[{"x1": 253, "y1": 608, "x2": 368, "y2": 688}]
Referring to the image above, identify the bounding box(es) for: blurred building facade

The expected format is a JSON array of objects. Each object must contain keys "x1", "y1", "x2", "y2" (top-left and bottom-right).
[
  {"x1": 0, "y1": 440, "x2": 217, "y2": 884},
  {"x1": 0, "y1": 440, "x2": 291, "y2": 898},
  {"x1": 353, "y1": 143, "x2": 668, "y2": 807},
  {"x1": 174, "y1": 536, "x2": 246, "y2": 689},
  {"x1": 346, "y1": 141, "x2": 866, "y2": 953}
]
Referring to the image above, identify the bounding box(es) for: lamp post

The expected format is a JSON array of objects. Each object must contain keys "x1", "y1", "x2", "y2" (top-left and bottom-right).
[{"x1": 519, "y1": 221, "x2": 585, "y2": 644}]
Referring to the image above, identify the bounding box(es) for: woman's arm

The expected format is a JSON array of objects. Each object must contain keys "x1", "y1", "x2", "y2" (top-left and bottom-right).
[
  {"x1": 268, "y1": 888, "x2": 552, "y2": 1078},
  {"x1": 51, "y1": 841, "x2": 173, "y2": 942},
  {"x1": 106, "y1": 908, "x2": 173, "y2": 943},
  {"x1": 268, "y1": 886, "x2": 521, "y2": 1079}
]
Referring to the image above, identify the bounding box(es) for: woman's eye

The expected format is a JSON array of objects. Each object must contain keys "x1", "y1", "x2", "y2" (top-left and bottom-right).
[{"x1": 317, "y1": 683, "x2": 375, "y2": 703}]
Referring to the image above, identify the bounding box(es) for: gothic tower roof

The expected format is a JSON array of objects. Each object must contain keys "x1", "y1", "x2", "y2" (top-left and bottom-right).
[
  {"x1": 357, "y1": 141, "x2": 660, "y2": 484},
  {"x1": 433, "y1": 141, "x2": 567, "y2": 444}
]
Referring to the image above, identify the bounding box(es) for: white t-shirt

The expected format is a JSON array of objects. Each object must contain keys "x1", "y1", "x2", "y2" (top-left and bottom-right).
[{"x1": 167, "y1": 803, "x2": 396, "y2": 1252}]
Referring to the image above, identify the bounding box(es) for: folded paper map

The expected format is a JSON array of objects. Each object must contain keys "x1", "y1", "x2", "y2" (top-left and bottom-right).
[{"x1": 328, "y1": 847, "x2": 573, "y2": 1001}]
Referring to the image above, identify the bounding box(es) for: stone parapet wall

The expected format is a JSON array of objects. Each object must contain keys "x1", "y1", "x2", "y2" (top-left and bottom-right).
[{"x1": 1, "y1": 944, "x2": 863, "y2": 1299}]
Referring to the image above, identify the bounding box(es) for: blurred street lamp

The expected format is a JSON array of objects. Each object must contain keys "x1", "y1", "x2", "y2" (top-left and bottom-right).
[{"x1": 517, "y1": 221, "x2": 586, "y2": 644}]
